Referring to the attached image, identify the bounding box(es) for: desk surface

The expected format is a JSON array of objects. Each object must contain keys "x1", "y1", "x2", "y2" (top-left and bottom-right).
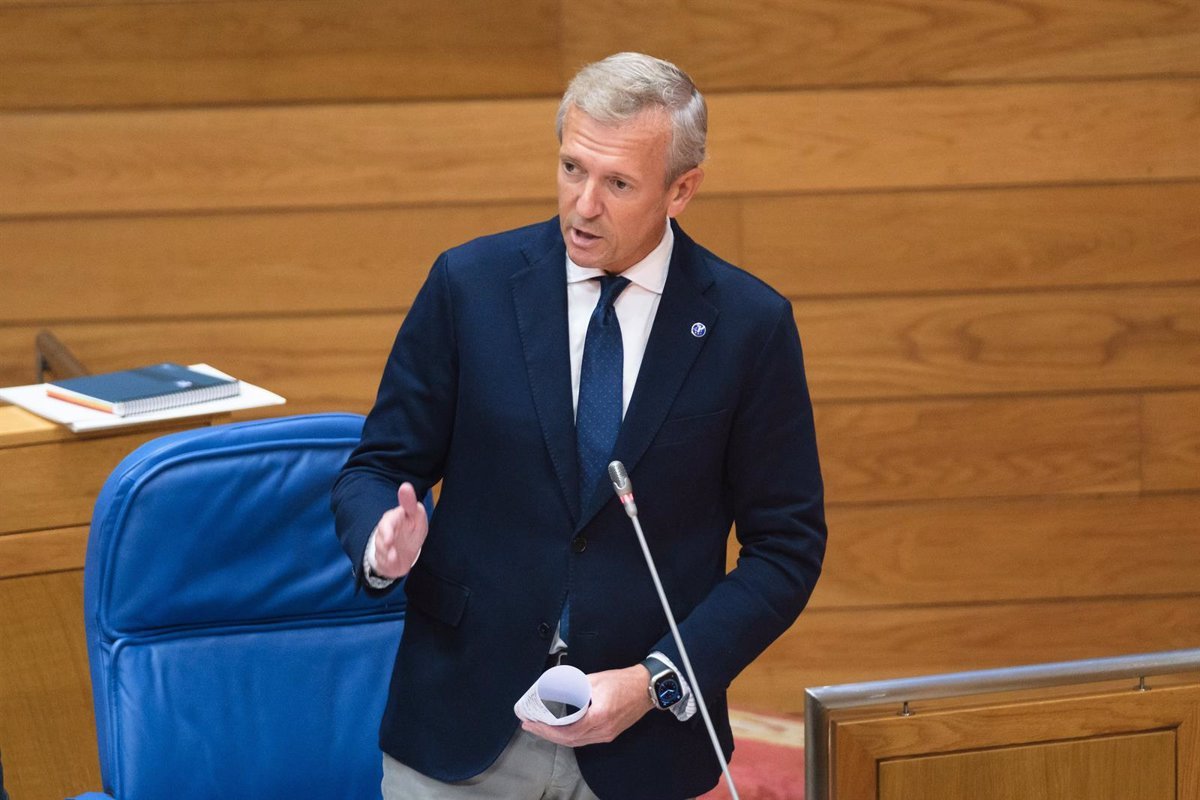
[
  {"x1": 0, "y1": 402, "x2": 232, "y2": 447},
  {"x1": 0, "y1": 403, "x2": 69, "y2": 445}
]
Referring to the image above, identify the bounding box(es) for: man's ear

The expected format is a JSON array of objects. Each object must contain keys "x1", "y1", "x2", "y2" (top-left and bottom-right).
[{"x1": 666, "y1": 167, "x2": 705, "y2": 218}]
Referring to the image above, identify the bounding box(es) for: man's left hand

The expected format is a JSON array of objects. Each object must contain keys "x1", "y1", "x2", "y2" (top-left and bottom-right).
[{"x1": 521, "y1": 664, "x2": 654, "y2": 746}]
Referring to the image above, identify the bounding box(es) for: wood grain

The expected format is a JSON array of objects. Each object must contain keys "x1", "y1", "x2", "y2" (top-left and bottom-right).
[
  {"x1": 0, "y1": 0, "x2": 561, "y2": 109},
  {"x1": 0, "y1": 318, "x2": 1161, "y2": 503},
  {"x1": 0, "y1": 403, "x2": 61, "y2": 444},
  {"x1": 703, "y1": 79, "x2": 1200, "y2": 197},
  {"x1": 6, "y1": 0, "x2": 1195, "y2": 110},
  {"x1": 878, "y1": 730, "x2": 1175, "y2": 800},
  {"x1": 0, "y1": 97, "x2": 556, "y2": 216},
  {"x1": 796, "y1": 285, "x2": 1200, "y2": 401},
  {"x1": 0, "y1": 319, "x2": 1153, "y2": 503},
  {"x1": 742, "y1": 182, "x2": 1200, "y2": 296},
  {"x1": 0, "y1": 525, "x2": 87, "y2": 579},
  {"x1": 563, "y1": 0, "x2": 1200, "y2": 88},
  {"x1": 0, "y1": 314, "x2": 401, "y2": 414},
  {"x1": 796, "y1": 492, "x2": 1200, "y2": 608},
  {"x1": 0, "y1": 198, "x2": 737, "y2": 323},
  {"x1": 3, "y1": 80, "x2": 1198, "y2": 216},
  {"x1": 834, "y1": 683, "x2": 1200, "y2": 800},
  {"x1": 813, "y1": 394, "x2": 1140, "y2": 502},
  {"x1": 0, "y1": 419, "x2": 225, "y2": 534},
  {"x1": 0, "y1": 203, "x2": 551, "y2": 322},
  {"x1": 0, "y1": 570, "x2": 99, "y2": 800},
  {"x1": 5, "y1": 287, "x2": 1196, "y2": 406},
  {"x1": 1144, "y1": 390, "x2": 1200, "y2": 491},
  {"x1": 730, "y1": 595, "x2": 1200, "y2": 713},
  {"x1": 9, "y1": 177, "x2": 1195, "y2": 324}
]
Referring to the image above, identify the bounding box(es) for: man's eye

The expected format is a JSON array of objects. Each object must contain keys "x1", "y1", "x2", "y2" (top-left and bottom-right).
[
  {"x1": 563, "y1": 162, "x2": 577, "y2": 173},
  {"x1": 613, "y1": 179, "x2": 629, "y2": 191}
]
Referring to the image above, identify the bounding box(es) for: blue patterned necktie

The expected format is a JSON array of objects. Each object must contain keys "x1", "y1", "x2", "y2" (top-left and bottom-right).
[
  {"x1": 576, "y1": 274, "x2": 631, "y2": 505},
  {"x1": 561, "y1": 274, "x2": 629, "y2": 646}
]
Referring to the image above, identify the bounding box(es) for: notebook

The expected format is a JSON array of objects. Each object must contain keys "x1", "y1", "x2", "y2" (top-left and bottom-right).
[{"x1": 47, "y1": 362, "x2": 241, "y2": 417}]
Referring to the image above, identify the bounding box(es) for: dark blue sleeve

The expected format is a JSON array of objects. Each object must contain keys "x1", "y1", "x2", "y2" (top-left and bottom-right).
[{"x1": 331, "y1": 253, "x2": 459, "y2": 587}]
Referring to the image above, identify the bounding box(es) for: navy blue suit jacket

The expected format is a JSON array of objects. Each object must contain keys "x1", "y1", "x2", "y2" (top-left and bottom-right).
[{"x1": 332, "y1": 218, "x2": 825, "y2": 800}]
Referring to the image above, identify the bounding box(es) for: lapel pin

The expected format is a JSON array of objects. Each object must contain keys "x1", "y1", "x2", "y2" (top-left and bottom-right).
[{"x1": 690, "y1": 322, "x2": 707, "y2": 338}]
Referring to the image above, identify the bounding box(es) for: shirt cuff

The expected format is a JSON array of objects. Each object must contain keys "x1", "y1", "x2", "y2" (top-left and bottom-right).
[
  {"x1": 362, "y1": 528, "x2": 420, "y2": 589},
  {"x1": 648, "y1": 651, "x2": 697, "y2": 721}
]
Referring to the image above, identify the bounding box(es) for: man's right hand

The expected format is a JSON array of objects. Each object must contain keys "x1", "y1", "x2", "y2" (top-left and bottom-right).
[{"x1": 371, "y1": 482, "x2": 428, "y2": 579}]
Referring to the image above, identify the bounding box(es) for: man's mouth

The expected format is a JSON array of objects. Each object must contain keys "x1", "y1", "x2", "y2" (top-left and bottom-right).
[{"x1": 569, "y1": 227, "x2": 602, "y2": 246}]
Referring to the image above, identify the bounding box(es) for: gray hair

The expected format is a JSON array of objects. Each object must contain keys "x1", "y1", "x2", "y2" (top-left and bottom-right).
[{"x1": 556, "y1": 52, "x2": 707, "y2": 183}]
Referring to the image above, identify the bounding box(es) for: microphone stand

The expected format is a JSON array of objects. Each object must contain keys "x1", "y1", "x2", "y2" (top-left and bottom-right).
[{"x1": 608, "y1": 462, "x2": 741, "y2": 800}]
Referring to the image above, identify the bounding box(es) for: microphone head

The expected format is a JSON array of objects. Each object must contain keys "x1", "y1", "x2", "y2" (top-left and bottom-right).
[{"x1": 608, "y1": 461, "x2": 632, "y2": 494}]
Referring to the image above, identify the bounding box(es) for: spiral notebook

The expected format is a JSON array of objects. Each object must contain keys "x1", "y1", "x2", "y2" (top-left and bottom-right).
[{"x1": 47, "y1": 362, "x2": 241, "y2": 417}]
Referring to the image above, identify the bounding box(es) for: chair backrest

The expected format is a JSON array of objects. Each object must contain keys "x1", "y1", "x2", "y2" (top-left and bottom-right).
[{"x1": 83, "y1": 414, "x2": 404, "y2": 799}]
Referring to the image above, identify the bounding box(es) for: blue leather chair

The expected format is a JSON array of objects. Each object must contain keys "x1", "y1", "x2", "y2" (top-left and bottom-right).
[{"x1": 76, "y1": 414, "x2": 412, "y2": 799}]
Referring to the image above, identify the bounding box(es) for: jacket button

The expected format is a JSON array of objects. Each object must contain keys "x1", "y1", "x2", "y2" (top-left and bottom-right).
[
  {"x1": 571, "y1": 535, "x2": 587, "y2": 553},
  {"x1": 538, "y1": 622, "x2": 551, "y2": 639}
]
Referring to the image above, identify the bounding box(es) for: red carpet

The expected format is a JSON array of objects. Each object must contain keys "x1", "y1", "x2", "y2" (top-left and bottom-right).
[{"x1": 697, "y1": 710, "x2": 805, "y2": 800}]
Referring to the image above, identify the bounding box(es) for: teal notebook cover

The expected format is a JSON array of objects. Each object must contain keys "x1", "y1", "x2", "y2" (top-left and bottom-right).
[{"x1": 48, "y1": 363, "x2": 239, "y2": 416}]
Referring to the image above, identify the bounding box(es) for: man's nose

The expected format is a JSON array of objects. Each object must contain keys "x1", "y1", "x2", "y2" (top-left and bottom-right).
[{"x1": 576, "y1": 179, "x2": 602, "y2": 219}]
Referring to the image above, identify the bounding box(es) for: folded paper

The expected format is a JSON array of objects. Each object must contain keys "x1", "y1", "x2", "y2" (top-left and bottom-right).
[{"x1": 513, "y1": 664, "x2": 592, "y2": 726}]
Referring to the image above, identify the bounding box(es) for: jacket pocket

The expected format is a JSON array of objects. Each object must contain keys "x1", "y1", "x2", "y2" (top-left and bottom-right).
[
  {"x1": 404, "y1": 566, "x2": 471, "y2": 627},
  {"x1": 653, "y1": 408, "x2": 730, "y2": 448}
]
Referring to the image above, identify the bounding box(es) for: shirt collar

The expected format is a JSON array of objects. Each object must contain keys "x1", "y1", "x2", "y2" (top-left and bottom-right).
[{"x1": 565, "y1": 220, "x2": 673, "y2": 295}]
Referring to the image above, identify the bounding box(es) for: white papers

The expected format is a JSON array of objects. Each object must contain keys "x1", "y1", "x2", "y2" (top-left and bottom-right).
[
  {"x1": 513, "y1": 665, "x2": 592, "y2": 726},
  {"x1": 0, "y1": 364, "x2": 286, "y2": 433}
]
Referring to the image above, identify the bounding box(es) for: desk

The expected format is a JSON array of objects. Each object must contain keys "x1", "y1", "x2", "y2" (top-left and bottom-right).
[{"x1": 0, "y1": 405, "x2": 226, "y2": 799}]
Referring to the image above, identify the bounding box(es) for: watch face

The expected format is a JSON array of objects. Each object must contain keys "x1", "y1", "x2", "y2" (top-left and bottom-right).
[{"x1": 654, "y1": 675, "x2": 683, "y2": 709}]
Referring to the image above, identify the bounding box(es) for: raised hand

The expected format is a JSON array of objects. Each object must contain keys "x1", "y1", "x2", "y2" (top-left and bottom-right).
[{"x1": 372, "y1": 482, "x2": 428, "y2": 579}]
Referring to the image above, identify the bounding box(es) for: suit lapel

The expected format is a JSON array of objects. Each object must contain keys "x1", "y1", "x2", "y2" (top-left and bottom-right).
[
  {"x1": 512, "y1": 222, "x2": 581, "y2": 524},
  {"x1": 578, "y1": 223, "x2": 718, "y2": 526}
]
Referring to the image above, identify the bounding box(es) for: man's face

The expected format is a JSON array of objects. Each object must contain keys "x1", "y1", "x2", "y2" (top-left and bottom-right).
[{"x1": 557, "y1": 106, "x2": 701, "y2": 273}]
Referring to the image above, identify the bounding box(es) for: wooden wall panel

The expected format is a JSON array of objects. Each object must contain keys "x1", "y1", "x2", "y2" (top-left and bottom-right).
[
  {"x1": 0, "y1": 525, "x2": 87, "y2": 579},
  {"x1": 0, "y1": 99, "x2": 556, "y2": 216},
  {"x1": 730, "y1": 595, "x2": 1200, "y2": 714},
  {"x1": 803, "y1": 493, "x2": 1200, "y2": 608},
  {"x1": 0, "y1": 203, "x2": 551, "y2": 322},
  {"x1": 1144, "y1": 390, "x2": 1200, "y2": 491},
  {"x1": 797, "y1": 285, "x2": 1200, "y2": 401},
  {"x1": 0, "y1": 333, "x2": 1157, "y2": 502},
  {"x1": 705, "y1": 80, "x2": 1200, "y2": 196},
  {"x1": 742, "y1": 182, "x2": 1200, "y2": 296},
  {"x1": 10, "y1": 285, "x2": 1194, "y2": 404},
  {"x1": 0, "y1": 571, "x2": 98, "y2": 800},
  {"x1": 0, "y1": 0, "x2": 562, "y2": 110},
  {"x1": 0, "y1": 198, "x2": 739, "y2": 323},
  {"x1": 5, "y1": 80, "x2": 1199, "y2": 217},
  {"x1": 6, "y1": 0, "x2": 1197, "y2": 111},
  {"x1": 5, "y1": 276, "x2": 1196, "y2": 410},
  {"x1": 0, "y1": 314, "x2": 399, "y2": 414},
  {"x1": 814, "y1": 395, "x2": 1140, "y2": 502},
  {"x1": 563, "y1": 0, "x2": 1200, "y2": 89}
]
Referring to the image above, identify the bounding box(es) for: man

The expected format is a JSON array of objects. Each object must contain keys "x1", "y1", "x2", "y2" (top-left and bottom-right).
[{"x1": 332, "y1": 52, "x2": 826, "y2": 799}]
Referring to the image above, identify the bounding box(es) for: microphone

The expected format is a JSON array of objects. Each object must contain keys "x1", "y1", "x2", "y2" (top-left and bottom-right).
[
  {"x1": 607, "y1": 461, "x2": 741, "y2": 800},
  {"x1": 607, "y1": 461, "x2": 637, "y2": 518}
]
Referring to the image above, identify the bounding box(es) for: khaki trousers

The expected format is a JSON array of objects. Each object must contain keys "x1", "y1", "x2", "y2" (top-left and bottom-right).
[{"x1": 382, "y1": 728, "x2": 602, "y2": 800}]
